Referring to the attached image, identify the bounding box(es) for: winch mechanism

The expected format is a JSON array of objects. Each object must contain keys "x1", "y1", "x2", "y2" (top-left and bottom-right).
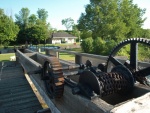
[{"x1": 41, "y1": 38, "x2": 150, "y2": 99}]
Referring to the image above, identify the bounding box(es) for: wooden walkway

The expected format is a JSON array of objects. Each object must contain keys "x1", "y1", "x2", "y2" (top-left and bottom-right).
[{"x1": 0, "y1": 61, "x2": 43, "y2": 113}]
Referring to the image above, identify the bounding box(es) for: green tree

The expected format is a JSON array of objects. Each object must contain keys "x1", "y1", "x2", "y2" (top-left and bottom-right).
[
  {"x1": 78, "y1": 0, "x2": 146, "y2": 41},
  {"x1": 92, "y1": 38, "x2": 106, "y2": 55},
  {"x1": 15, "y1": 8, "x2": 30, "y2": 29},
  {"x1": 142, "y1": 29, "x2": 150, "y2": 38},
  {"x1": 16, "y1": 29, "x2": 28, "y2": 44},
  {"x1": 80, "y1": 30, "x2": 92, "y2": 39},
  {"x1": 0, "y1": 8, "x2": 19, "y2": 46},
  {"x1": 37, "y1": 8, "x2": 48, "y2": 22},
  {"x1": 119, "y1": 0, "x2": 146, "y2": 38},
  {"x1": 81, "y1": 37, "x2": 93, "y2": 53},
  {"x1": 105, "y1": 39, "x2": 117, "y2": 55},
  {"x1": 28, "y1": 14, "x2": 37, "y2": 26},
  {"x1": 71, "y1": 25, "x2": 79, "y2": 37},
  {"x1": 15, "y1": 8, "x2": 30, "y2": 44},
  {"x1": 62, "y1": 17, "x2": 74, "y2": 31},
  {"x1": 26, "y1": 19, "x2": 49, "y2": 44},
  {"x1": 70, "y1": 25, "x2": 80, "y2": 42},
  {"x1": 15, "y1": 8, "x2": 51, "y2": 44}
]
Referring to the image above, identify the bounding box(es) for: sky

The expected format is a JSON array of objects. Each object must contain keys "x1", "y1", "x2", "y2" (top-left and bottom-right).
[{"x1": 0, "y1": 0, "x2": 150, "y2": 30}]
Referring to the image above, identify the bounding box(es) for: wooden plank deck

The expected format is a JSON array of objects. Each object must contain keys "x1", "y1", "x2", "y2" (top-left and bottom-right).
[{"x1": 0, "y1": 61, "x2": 43, "y2": 113}]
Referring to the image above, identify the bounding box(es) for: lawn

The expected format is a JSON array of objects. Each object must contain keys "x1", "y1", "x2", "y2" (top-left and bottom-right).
[
  {"x1": 40, "y1": 52, "x2": 75, "y2": 61},
  {"x1": 0, "y1": 53, "x2": 15, "y2": 61},
  {"x1": 65, "y1": 48, "x2": 82, "y2": 52},
  {"x1": 0, "y1": 51, "x2": 78, "y2": 62},
  {"x1": 59, "y1": 52, "x2": 75, "y2": 61},
  {"x1": 0, "y1": 43, "x2": 82, "y2": 62},
  {"x1": 59, "y1": 48, "x2": 82, "y2": 61},
  {"x1": 40, "y1": 46, "x2": 82, "y2": 61}
]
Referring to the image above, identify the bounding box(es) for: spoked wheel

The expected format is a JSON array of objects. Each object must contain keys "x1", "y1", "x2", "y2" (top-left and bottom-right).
[
  {"x1": 42, "y1": 57, "x2": 64, "y2": 98},
  {"x1": 106, "y1": 38, "x2": 150, "y2": 86}
]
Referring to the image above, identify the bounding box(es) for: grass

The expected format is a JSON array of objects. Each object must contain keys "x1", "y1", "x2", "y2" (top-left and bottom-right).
[
  {"x1": 40, "y1": 51, "x2": 75, "y2": 61},
  {"x1": 40, "y1": 45, "x2": 82, "y2": 61},
  {"x1": 0, "y1": 53, "x2": 15, "y2": 61},
  {"x1": 59, "y1": 48, "x2": 82, "y2": 61},
  {"x1": 0, "y1": 51, "x2": 76, "y2": 62},
  {"x1": 59, "y1": 52, "x2": 75, "y2": 61},
  {"x1": 65, "y1": 48, "x2": 82, "y2": 52},
  {"x1": 0, "y1": 43, "x2": 82, "y2": 62}
]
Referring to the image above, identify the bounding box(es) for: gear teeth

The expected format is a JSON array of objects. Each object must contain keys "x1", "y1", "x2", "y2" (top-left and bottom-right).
[
  {"x1": 139, "y1": 38, "x2": 142, "y2": 41},
  {"x1": 106, "y1": 37, "x2": 150, "y2": 86},
  {"x1": 127, "y1": 39, "x2": 130, "y2": 41},
  {"x1": 43, "y1": 57, "x2": 64, "y2": 98},
  {"x1": 146, "y1": 40, "x2": 149, "y2": 43}
]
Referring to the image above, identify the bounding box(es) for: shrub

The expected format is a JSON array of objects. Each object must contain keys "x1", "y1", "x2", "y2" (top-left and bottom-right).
[
  {"x1": 117, "y1": 44, "x2": 130, "y2": 58},
  {"x1": 104, "y1": 40, "x2": 117, "y2": 55},
  {"x1": 81, "y1": 37, "x2": 93, "y2": 53},
  {"x1": 138, "y1": 44, "x2": 150, "y2": 62},
  {"x1": 92, "y1": 37, "x2": 106, "y2": 55}
]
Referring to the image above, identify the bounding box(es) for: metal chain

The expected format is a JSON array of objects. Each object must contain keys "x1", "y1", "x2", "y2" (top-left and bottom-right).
[{"x1": 99, "y1": 72, "x2": 128, "y2": 96}]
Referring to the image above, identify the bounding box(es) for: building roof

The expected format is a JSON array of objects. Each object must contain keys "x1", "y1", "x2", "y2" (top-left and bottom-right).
[{"x1": 52, "y1": 32, "x2": 77, "y2": 39}]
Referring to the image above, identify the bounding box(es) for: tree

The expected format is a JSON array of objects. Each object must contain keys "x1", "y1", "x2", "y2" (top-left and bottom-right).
[
  {"x1": 26, "y1": 19, "x2": 50, "y2": 44},
  {"x1": 0, "y1": 8, "x2": 19, "y2": 46},
  {"x1": 70, "y1": 25, "x2": 80, "y2": 42},
  {"x1": 71, "y1": 25, "x2": 79, "y2": 37},
  {"x1": 37, "y1": 8, "x2": 48, "y2": 22},
  {"x1": 28, "y1": 14, "x2": 37, "y2": 26},
  {"x1": 15, "y1": 8, "x2": 30, "y2": 29},
  {"x1": 119, "y1": 0, "x2": 146, "y2": 38},
  {"x1": 62, "y1": 17, "x2": 74, "y2": 31},
  {"x1": 16, "y1": 28, "x2": 29, "y2": 44},
  {"x1": 142, "y1": 29, "x2": 150, "y2": 38},
  {"x1": 92, "y1": 37, "x2": 106, "y2": 55},
  {"x1": 78, "y1": 0, "x2": 146, "y2": 41},
  {"x1": 80, "y1": 30, "x2": 92, "y2": 39},
  {"x1": 81, "y1": 37, "x2": 93, "y2": 53},
  {"x1": 15, "y1": 8, "x2": 51, "y2": 44}
]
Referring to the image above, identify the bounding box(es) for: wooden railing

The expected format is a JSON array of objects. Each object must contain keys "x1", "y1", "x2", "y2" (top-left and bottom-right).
[
  {"x1": 45, "y1": 48, "x2": 150, "y2": 68},
  {"x1": 45, "y1": 48, "x2": 108, "y2": 66}
]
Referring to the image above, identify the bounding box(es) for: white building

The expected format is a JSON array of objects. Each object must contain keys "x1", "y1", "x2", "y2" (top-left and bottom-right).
[{"x1": 48, "y1": 32, "x2": 77, "y2": 44}]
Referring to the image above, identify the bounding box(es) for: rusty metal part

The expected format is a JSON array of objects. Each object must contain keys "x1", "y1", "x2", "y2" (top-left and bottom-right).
[
  {"x1": 106, "y1": 38, "x2": 150, "y2": 86},
  {"x1": 99, "y1": 65, "x2": 134, "y2": 96},
  {"x1": 111, "y1": 65, "x2": 134, "y2": 93},
  {"x1": 42, "y1": 57, "x2": 64, "y2": 98},
  {"x1": 75, "y1": 65, "x2": 134, "y2": 99}
]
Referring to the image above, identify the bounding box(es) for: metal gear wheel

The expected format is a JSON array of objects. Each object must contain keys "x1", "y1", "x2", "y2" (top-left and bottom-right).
[
  {"x1": 106, "y1": 38, "x2": 150, "y2": 86},
  {"x1": 42, "y1": 57, "x2": 64, "y2": 98}
]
